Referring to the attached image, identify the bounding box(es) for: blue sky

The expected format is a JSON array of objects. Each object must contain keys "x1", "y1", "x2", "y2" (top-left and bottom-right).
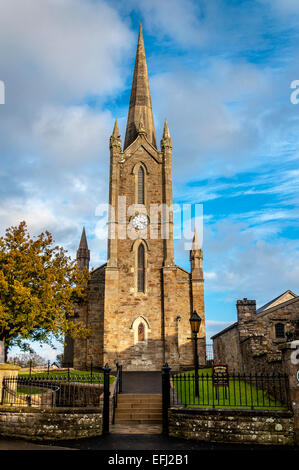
[{"x1": 1, "y1": 0, "x2": 299, "y2": 360}]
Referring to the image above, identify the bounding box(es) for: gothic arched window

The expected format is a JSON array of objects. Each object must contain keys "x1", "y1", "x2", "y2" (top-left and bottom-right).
[
  {"x1": 138, "y1": 323, "x2": 145, "y2": 342},
  {"x1": 275, "y1": 323, "x2": 285, "y2": 339},
  {"x1": 138, "y1": 166, "x2": 145, "y2": 204},
  {"x1": 137, "y1": 243, "x2": 145, "y2": 292}
]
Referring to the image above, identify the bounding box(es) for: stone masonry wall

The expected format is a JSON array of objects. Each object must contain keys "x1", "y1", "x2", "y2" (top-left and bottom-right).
[
  {"x1": 213, "y1": 298, "x2": 299, "y2": 375},
  {"x1": 74, "y1": 264, "x2": 106, "y2": 369},
  {"x1": 0, "y1": 407, "x2": 102, "y2": 440},
  {"x1": 169, "y1": 408, "x2": 295, "y2": 445},
  {"x1": 237, "y1": 298, "x2": 299, "y2": 362},
  {"x1": 213, "y1": 326, "x2": 241, "y2": 372}
]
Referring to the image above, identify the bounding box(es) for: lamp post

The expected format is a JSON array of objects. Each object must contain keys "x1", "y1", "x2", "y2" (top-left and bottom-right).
[{"x1": 189, "y1": 310, "x2": 201, "y2": 398}]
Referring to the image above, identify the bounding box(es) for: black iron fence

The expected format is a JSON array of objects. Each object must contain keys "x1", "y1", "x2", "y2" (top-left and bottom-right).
[
  {"x1": 112, "y1": 363, "x2": 123, "y2": 425},
  {"x1": 1, "y1": 364, "x2": 112, "y2": 434},
  {"x1": 161, "y1": 364, "x2": 291, "y2": 435},
  {"x1": 2, "y1": 375, "x2": 105, "y2": 408},
  {"x1": 25, "y1": 362, "x2": 104, "y2": 382},
  {"x1": 169, "y1": 370, "x2": 290, "y2": 410}
]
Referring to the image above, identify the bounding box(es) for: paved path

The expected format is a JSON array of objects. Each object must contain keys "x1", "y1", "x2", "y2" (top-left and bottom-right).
[
  {"x1": 122, "y1": 372, "x2": 161, "y2": 394},
  {"x1": 0, "y1": 440, "x2": 74, "y2": 450},
  {"x1": 34, "y1": 434, "x2": 297, "y2": 451}
]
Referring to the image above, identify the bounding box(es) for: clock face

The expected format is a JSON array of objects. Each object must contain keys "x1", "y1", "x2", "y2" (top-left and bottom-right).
[{"x1": 132, "y1": 213, "x2": 148, "y2": 230}]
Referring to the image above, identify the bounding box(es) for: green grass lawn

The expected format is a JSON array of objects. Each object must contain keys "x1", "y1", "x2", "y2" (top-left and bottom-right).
[
  {"x1": 172, "y1": 368, "x2": 288, "y2": 410},
  {"x1": 19, "y1": 369, "x2": 115, "y2": 384},
  {"x1": 17, "y1": 385, "x2": 47, "y2": 395}
]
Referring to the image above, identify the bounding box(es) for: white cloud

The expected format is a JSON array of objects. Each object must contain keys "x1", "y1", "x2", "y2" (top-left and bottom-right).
[
  {"x1": 150, "y1": 59, "x2": 276, "y2": 179},
  {"x1": 126, "y1": 0, "x2": 206, "y2": 47},
  {"x1": 204, "y1": 271, "x2": 217, "y2": 280},
  {"x1": 32, "y1": 105, "x2": 113, "y2": 165},
  {"x1": 203, "y1": 221, "x2": 299, "y2": 303},
  {"x1": 0, "y1": 0, "x2": 133, "y2": 101}
]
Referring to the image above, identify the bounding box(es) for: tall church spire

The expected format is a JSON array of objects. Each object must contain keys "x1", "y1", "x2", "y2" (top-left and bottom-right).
[{"x1": 124, "y1": 24, "x2": 157, "y2": 150}]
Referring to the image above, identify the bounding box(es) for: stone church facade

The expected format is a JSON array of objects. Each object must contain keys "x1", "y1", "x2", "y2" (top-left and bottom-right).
[{"x1": 64, "y1": 25, "x2": 206, "y2": 371}]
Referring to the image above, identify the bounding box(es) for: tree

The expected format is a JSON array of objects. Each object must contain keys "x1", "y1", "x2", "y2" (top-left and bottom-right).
[
  {"x1": 55, "y1": 353, "x2": 64, "y2": 367},
  {"x1": 8, "y1": 352, "x2": 47, "y2": 368},
  {"x1": 0, "y1": 221, "x2": 90, "y2": 360}
]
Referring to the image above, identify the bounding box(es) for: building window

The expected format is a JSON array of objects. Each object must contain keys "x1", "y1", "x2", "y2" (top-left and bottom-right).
[
  {"x1": 137, "y1": 243, "x2": 145, "y2": 292},
  {"x1": 138, "y1": 166, "x2": 145, "y2": 204},
  {"x1": 131, "y1": 316, "x2": 151, "y2": 345},
  {"x1": 275, "y1": 323, "x2": 285, "y2": 339},
  {"x1": 138, "y1": 323, "x2": 145, "y2": 342}
]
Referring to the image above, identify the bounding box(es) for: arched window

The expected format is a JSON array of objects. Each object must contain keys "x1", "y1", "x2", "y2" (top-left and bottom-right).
[
  {"x1": 275, "y1": 323, "x2": 285, "y2": 339},
  {"x1": 131, "y1": 316, "x2": 151, "y2": 344},
  {"x1": 137, "y1": 243, "x2": 145, "y2": 292},
  {"x1": 138, "y1": 166, "x2": 145, "y2": 204},
  {"x1": 138, "y1": 323, "x2": 145, "y2": 342}
]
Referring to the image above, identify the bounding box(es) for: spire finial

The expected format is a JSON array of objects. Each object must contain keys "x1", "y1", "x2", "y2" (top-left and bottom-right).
[
  {"x1": 191, "y1": 228, "x2": 201, "y2": 251},
  {"x1": 124, "y1": 25, "x2": 157, "y2": 150},
  {"x1": 161, "y1": 118, "x2": 172, "y2": 150},
  {"x1": 110, "y1": 118, "x2": 122, "y2": 150},
  {"x1": 112, "y1": 118, "x2": 120, "y2": 138},
  {"x1": 163, "y1": 119, "x2": 171, "y2": 139}
]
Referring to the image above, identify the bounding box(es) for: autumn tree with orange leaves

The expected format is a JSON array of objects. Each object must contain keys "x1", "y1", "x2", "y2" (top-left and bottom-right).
[{"x1": 0, "y1": 221, "x2": 90, "y2": 361}]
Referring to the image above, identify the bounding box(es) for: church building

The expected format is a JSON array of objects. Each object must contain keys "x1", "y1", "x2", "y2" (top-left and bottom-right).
[{"x1": 65, "y1": 25, "x2": 206, "y2": 371}]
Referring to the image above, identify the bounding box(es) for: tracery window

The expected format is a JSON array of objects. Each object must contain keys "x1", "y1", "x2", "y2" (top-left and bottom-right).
[
  {"x1": 138, "y1": 166, "x2": 145, "y2": 204},
  {"x1": 137, "y1": 243, "x2": 145, "y2": 292}
]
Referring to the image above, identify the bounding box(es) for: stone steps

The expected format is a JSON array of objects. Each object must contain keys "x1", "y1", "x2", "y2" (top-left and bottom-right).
[
  {"x1": 114, "y1": 394, "x2": 162, "y2": 425},
  {"x1": 110, "y1": 424, "x2": 162, "y2": 435},
  {"x1": 117, "y1": 403, "x2": 162, "y2": 410}
]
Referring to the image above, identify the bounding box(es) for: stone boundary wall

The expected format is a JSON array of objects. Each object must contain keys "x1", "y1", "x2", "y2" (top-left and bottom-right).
[
  {"x1": 0, "y1": 406, "x2": 102, "y2": 440},
  {"x1": 169, "y1": 408, "x2": 295, "y2": 446}
]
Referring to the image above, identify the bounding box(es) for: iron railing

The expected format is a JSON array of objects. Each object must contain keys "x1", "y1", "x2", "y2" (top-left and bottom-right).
[
  {"x1": 169, "y1": 371, "x2": 291, "y2": 410},
  {"x1": 1, "y1": 364, "x2": 112, "y2": 434},
  {"x1": 1, "y1": 375, "x2": 104, "y2": 408},
  {"x1": 112, "y1": 363, "x2": 123, "y2": 424}
]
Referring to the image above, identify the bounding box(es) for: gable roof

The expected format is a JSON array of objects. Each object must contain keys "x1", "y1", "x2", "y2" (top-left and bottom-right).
[
  {"x1": 211, "y1": 322, "x2": 238, "y2": 340},
  {"x1": 256, "y1": 290, "x2": 297, "y2": 314}
]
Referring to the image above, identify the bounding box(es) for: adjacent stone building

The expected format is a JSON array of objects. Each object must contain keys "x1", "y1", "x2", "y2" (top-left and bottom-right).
[
  {"x1": 64, "y1": 25, "x2": 206, "y2": 371},
  {"x1": 212, "y1": 290, "x2": 299, "y2": 374}
]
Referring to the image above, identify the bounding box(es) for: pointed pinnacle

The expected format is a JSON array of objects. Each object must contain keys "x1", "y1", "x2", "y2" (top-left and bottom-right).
[
  {"x1": 112, "y1": 119, "x2": 120, "y2": 138},
  {"x1": 163, "y1": 119, "x2": 171, "y2": 139},
  {"x1": 191, "y1": 228, "x2": 201, "y2": 250},
  {"x1": 79, "y1": 227, "x2": 88, "y2": 250},
  {"x1": 139, "y1": 22, "x2": 143, "y2": 38}
]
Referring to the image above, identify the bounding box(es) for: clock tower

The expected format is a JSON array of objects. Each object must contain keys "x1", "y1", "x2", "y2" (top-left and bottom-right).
[{"x1": 68, "y1": 25, "x2": 206, "y2": 371}]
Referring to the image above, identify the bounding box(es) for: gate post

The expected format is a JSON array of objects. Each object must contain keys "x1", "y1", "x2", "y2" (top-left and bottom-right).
[
  {"x1": 162, "y1": 363, "x2": 171, "y2": 436},
  {"x1": 103, "y1": 363, "x2": 111, "y2": 435}
]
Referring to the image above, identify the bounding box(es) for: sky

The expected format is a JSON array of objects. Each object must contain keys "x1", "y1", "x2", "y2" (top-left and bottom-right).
[{"x1": 1, "y1": 0, "x2": 299, "y2": 361}]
